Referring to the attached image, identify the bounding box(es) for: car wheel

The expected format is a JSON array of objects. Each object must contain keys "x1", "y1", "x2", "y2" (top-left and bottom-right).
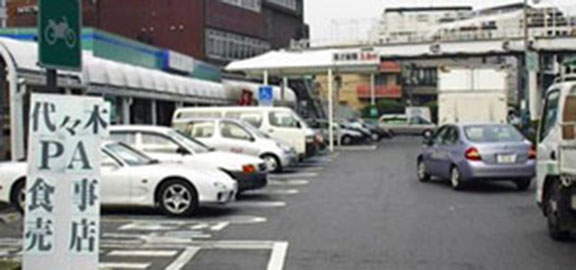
[
  {"x1": 417, "y1": 160, "x2": 431, "y2": 183},
  {"x1": 262, "y1": 154, "x2": 282, "y2": 173},
  {"x1": 545, "y1": 180, "x2": 572, "y2": 241},
  {"x1": 514, "y1": 178, "x2": 532, "y2": 191},
  {"x1": 11, "y1": 179, "x2": 25, "y2": 213},
  {"x1": 450, "y1": 166, "x2": 465, "y2": 191},
  {"x1": 158, "y1": 180, "x2": 198, "y2": 217},
  {"x1": 341, "y1": 135, "x2": 352, "y2": 145}
]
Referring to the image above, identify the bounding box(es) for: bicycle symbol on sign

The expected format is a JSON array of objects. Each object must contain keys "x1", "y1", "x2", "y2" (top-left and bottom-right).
[{"x1": 44, "y1": 17, "x2": 77, "y2": 48}]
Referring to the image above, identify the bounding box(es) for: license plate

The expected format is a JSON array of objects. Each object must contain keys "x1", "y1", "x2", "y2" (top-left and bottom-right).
[{"x1": 497, "y1": 154, "x2": 517, "y2": 164}]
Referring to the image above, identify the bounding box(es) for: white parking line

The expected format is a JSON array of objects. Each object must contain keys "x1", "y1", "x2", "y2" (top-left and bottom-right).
[
  {"x1": 268, "y1": 179, "x2": 310, "y2": 186},
  {"x1": 269, "y1": 172, "x2": 318, "y2": 179},
  {"x1": 267, "y1": 242, "x2": 289, "y2": 270},
  {"x1": 107, "y1": 250, "x2": 178, "y2": 257},
  {"x1": 244, "y1": 189, "x2": 299, "y2": 195},
  {"x1": 232, "y1": 201, "x2": 287, "y2": 208},
  {"x1": 99, "y1": 262, "x2": 150, "y2": 269},
  {"x1": 165, "y1": 247, "x2": 201, "y2": 270},
  {"x1": 339, "y1": 145, "x2": 378, "y2": 151},
  {"x1": 209, "y1": 221, "x2": 230, "y2": 231}
]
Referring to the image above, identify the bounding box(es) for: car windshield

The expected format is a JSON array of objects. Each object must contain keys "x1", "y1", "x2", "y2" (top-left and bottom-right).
[
  {"x1": 105, "y1": 142, "x2": 156, "y2": 166},
  {"x1": 169, "y1": 130, "x2": 212, "y2": 153},
  {"x1": 240, "y1": 120, "x2": 270, "y2": 139},
  {"x1": 464, "y1": 125, "x2": 525, "y2": 143}
]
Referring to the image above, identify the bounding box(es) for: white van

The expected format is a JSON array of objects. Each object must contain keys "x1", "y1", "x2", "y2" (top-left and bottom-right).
[
  {"x1": 173, "y1": 118, "x2": 297, "y2": 172},
  {"x1": 536, "y1": 76, "x2": 576, "y2": 240},
  {"x1": 173, "y1": 106, "x2": 316, "y2": 159}
]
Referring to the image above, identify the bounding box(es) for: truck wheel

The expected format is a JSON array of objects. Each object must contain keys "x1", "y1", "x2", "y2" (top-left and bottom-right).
[
  {"x1": 514, "y1": 178, "x2": 532, "y2": 191},
  {"x1": 545, "y1": 180, "x2": 572, "y2": 241}
]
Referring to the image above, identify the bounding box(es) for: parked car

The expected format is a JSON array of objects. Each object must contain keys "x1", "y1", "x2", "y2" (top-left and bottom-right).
[
  {"x1": 308, "y1": 119, "x2": 365, "y2": 145},
  {"x1": 173, "y1": 118, "x2": 297, "y2": 172},
  {"x1": 417, "y1": 123, "x2": 536, "y2": 190},
  {"x1": 379, "y1": 114, "x2": 436, "y2": 136},
  {"x1": 0, "y1": 142, "x2": 237, "y2": 217},
  {"x1": 109, "y1": 125, "x2": 268, "y2": 193},
  {"x1": 173, "y1": 106, "x2": 317, "y2": 160},
  {"x1": 360, "y1": 120, "x2": 394, "y2": 141},
  {"x1": 340, "y1": 121, "x2": 372, "y2": 140}
]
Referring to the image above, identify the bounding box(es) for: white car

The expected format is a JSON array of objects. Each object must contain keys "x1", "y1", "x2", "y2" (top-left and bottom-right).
[
  {"x1": 173, "y1": 106, "x2": 317, "y2": 160},
  {"x1": 109, "y1": 125, "x2": 268, "y2": 192},
  {"x1": 0, "y1": 142, "x2": 237, "y2": 217},
  {"x1": 173, "y1": 118, "x2": 297, "y2": 172}
]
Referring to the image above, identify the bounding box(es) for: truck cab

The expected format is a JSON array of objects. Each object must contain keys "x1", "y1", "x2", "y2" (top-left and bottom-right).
[{"x1": 536, "y1": 76, "x2": 576, "y2": 241}]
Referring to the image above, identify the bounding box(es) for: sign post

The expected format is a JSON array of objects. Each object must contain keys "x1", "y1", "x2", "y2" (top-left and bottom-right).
[
  {"x1": 23, "y1": 94, "x2": 108, "y2": 270},
  {"x1": 258, "y1": 85, "x2": 274, "y2": 106}
]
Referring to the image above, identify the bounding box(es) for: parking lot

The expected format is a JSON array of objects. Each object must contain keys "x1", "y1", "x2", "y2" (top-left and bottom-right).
[{"x1": 1, "y1": 137, "x2": 575, "y2": 270}]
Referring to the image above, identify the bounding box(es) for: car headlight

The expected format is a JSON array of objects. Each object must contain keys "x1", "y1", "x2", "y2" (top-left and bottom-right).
[
  {"x1": 213, "y1": 182, "x2": 227, "y2": 189},
  {"x1": 277, "y1": 143, "x2": 292, "y2": 153}
]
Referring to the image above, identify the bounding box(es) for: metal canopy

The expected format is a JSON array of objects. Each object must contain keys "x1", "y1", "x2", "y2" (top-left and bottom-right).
[{"x1": 225, "y1": 49, "x2": 381, "y2": 76}]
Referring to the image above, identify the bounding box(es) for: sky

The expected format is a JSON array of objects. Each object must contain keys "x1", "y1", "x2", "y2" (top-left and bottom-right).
[{"x1": 304, "y1": 0, "x2": 576, "y2": 45}]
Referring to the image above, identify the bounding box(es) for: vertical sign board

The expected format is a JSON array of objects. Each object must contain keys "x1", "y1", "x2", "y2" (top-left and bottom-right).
[
  {"x1": 259, "y1": 85, "x2": 274, "y2": 106},
  {"x1": 38, "y1": 0, "x2": 82, "y2": 70},
  {"x1": 23, "y1": 94, "x2": 109, "y2": 270}
]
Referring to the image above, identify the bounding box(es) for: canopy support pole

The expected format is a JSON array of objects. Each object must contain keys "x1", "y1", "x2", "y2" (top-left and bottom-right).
[
  {"x1": 281, "y1": 77, "x2": 287, "y2": 106},
  {"x1": 370, "y1": 73, "x2": 376, "y2": 106},
  {"x1": 328, "y1": 68, "x2": 334, "y2": 152},
  {"x1": 263, "y1": 70, "x2": 269, "y2": 85},
  {"x1": 151, "y1": 100, "x2": 158, "y2": 125},
  {"x1": 122, "y1": 97, "x2": 132, "y2": 124}
]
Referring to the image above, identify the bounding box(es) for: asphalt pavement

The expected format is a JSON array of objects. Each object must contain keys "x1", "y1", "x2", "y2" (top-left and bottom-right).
[{"x1": 1, "y1": 137, "x2": 575, "y2": 270}]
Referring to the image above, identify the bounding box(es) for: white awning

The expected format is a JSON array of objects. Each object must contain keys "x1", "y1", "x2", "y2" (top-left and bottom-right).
[{"x1": 0, "y1": 37, "x2": 232, "y2": 103}]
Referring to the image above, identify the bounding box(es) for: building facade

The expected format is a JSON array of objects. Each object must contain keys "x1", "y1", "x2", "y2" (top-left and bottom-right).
[
  {"x1": 6, "y1": 0, "x2": 308, "y2": 65},
  {"x1": 369, "y1": 6, "x2": 473, "y2": 44}
]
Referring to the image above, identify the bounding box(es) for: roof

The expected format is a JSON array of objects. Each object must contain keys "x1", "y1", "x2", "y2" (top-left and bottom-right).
[{"x1": 225, "y1": 49, "x2": 380, "y2": 76}]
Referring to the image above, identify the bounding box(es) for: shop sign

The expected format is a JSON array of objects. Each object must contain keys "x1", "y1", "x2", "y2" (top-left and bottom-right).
[
  {"x1": 23, "y1": 94, "x2": 109, "y2": 270},
  {"x1": 163, "y1": 50, "x2": 195, "y2": 73},
  {"x1": 333, "y1": 50, "x2": 379, "y2": 66}
]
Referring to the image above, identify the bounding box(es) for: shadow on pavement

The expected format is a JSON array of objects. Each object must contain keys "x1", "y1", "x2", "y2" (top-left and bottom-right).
[{"x1": 425, "y1": 178, "x2": 532, "y2": 194}]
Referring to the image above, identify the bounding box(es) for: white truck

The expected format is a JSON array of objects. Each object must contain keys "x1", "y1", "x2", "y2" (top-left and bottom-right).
[
  {"x1": 438, "y1": 67, "x2": 508, "y2": 125},
  {"x1": 536, "y1": 76, "x2": 576, "y2": 241}
]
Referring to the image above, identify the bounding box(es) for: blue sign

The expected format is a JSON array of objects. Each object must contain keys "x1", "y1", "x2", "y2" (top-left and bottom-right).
[{"x1": 258, "y1": 85, "x2": 274, "y2": 106}]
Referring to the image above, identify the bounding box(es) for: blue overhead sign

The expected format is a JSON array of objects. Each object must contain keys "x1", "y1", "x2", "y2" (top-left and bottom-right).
[{"x1": 258, "y1": 85, "x2": 274, "y2": 106}]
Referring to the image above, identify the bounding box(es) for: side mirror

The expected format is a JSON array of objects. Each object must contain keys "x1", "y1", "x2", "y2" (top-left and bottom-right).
[
  {"x1": 176, "y1": 146, "x2": 190, "y2": 155},
  {"x1": 296, "y1": 121, "x2": 302, "y2": 128},
  {"x1": 422, "y1": 130, "x2": 433, "y2": 139},
  {"x1": 249, "y1": 137, "x2": 256, "y2": 142}
]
